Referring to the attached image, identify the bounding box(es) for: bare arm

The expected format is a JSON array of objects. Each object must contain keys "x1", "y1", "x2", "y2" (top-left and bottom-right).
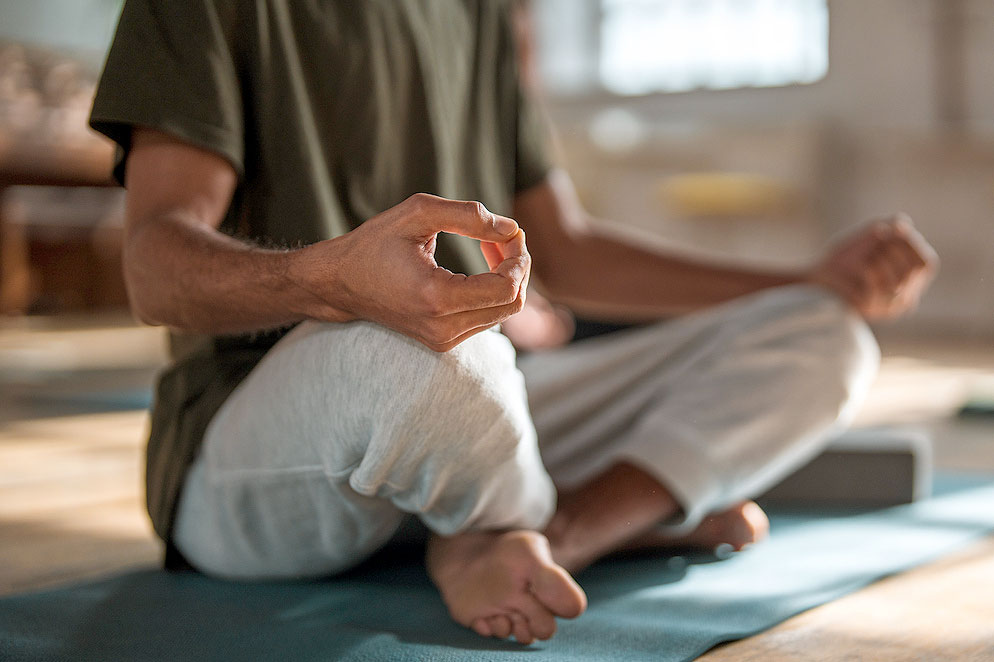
[
  {"x1": 513, "y1": 170, "x2": 937, "y2": 322},
  {"x1": 123, "y1": 129, "x2": 530, "y2": 351},
  {"x1": 123, "y1": 130, "x2": 317, "y2": 332}
]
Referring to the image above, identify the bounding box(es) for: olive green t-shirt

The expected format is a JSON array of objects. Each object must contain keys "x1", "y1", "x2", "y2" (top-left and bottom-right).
[{"x1": 89, "y1": 0, "x2": 551, "y2": 558}]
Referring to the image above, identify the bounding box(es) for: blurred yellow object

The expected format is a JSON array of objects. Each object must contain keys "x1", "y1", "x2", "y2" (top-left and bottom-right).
[{"x1": 657, "y1": 172, "x2": 798, "y2": 218}]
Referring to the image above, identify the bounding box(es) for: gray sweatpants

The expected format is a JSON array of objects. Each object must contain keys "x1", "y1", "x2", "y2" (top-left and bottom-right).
[{"x1": 173, "y1": 285, "x2": 878, "y2": 579}]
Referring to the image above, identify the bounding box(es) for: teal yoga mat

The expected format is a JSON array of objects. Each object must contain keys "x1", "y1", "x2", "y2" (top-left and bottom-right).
[{"x1": 3, "y1": 475, "x2": 994, "y2": 662}]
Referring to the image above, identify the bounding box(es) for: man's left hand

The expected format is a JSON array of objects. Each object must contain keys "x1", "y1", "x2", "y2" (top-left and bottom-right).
[{"x1": 808, "y1": 214, "x2": 939, "y2": 320}]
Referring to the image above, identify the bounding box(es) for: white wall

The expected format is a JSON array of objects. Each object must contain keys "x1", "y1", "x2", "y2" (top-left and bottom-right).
[
  {"x1": 964, "y1": 0, "x2": 994, "y2": 135},
  {"x1": 0, "y1": 0, "x2": 121, "y2": 61},
  {"x1": 545, "y1": 0, "x2": 978, "y2": 130},
  {"x1": 542, "y1": 0, "x2": 994, "y2": 338}
]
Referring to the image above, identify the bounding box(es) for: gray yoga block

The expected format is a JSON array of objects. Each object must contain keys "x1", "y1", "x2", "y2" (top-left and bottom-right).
[{"x1": 759, "y1": 427, "x2": 933, "y2": 508}]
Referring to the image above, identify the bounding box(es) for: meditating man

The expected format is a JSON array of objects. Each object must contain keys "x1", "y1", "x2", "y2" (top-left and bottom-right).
[{"x1": 90, "y1": 1, "x2": 936, "y2": 645}]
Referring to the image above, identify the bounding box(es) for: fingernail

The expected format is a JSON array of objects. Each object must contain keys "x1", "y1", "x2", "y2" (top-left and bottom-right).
[{"x1": 495, "y1": 216, "x2": 518, "y2": 236}]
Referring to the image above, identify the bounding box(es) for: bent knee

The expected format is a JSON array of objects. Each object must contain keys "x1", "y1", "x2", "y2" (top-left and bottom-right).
[
  {"x1": 346, "y1": 325, "x2": 536, "y2": 497},
  {"x1": 739, "y1": 286, "x2": 879, "y2": 415},
  {"x1": 801, "y1": 287, "x2": 880, "y2": 395},
  {"x1": 370, "y1": 322, "x2": 526, "y2": 435},
  {"x1": 347, "y1": 327, "x2": 551, "y2": 531},
  {"x1": 778, "y1": 286, "x2": 880, "y2": 417},
  {"x1": 824, "y1": 302, "x2": 880, "y2": 423}
]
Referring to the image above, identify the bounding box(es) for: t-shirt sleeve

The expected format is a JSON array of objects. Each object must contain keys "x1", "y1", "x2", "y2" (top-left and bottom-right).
[
  {"x1": 89, "y1": 0, "x2": 243, "y2": 184},
  {"x1": 514, "y1": 83, "x2": 553, "y2": 193}
]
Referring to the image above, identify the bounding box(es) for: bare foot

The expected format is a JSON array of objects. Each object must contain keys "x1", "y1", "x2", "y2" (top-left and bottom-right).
[
  {"x1": 545, "y1": 463, "x2": 771, "y2": 573},
  {"x1": 426, "y1": 530, "x2": 587, "y2": 645},
  {"x1": 624, "y1": 500, "x2": 770, "y2": 553},
  {"x1": 545, "y1": 462, "x2": 682, "y2": 573}
]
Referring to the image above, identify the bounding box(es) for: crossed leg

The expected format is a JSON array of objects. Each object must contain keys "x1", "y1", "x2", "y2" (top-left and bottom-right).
[
  {"x1": 432, "y1": 285, "x2": 876, "y2": 642},
  {"x1": 172, "y1": 285, "x2": 878, "y2": 645},
  {"x1": 172, "y1": 321, "x2": 586, "y2": 644},
  {"x1": 542, "y1": 462, "x2": 769, "y2": 574},
  {"x1": 520, "y1": 285, "x2": 879, "y2": 575}
]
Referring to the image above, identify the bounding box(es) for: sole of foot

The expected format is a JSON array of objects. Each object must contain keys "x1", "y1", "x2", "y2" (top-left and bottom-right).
[{"x1": 427, "y1": 529, "x2": 588, "y2": 645}]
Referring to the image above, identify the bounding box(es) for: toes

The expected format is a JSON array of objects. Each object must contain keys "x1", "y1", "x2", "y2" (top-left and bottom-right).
[
  {"x1": 727, "y1": 501, "x2": 770, "y2": 550},
  {"x1": 513, "y1": 593, "x2": 557, "y2": 640},
  {"x1": 509, "y1": 611, "x2": 534, "y2": 645},
  {"x1": 429, "y1": 529, "x2": 583, "y2": 643},
  {"x1": 668, "y1": 501, "x2": 772, "y2": 552},
  {"x1": 532, "y1": 565, "x2": 588, "y2": 618},
  {"x1": 471, "y1": 617, "x2": 492, "y2": 637},
  {"x1": 741, "y1": 501, "x2": 770, "y2": 545},
  {"x1": 488, "y1": 615, "x2": 513, "y2": 639}
]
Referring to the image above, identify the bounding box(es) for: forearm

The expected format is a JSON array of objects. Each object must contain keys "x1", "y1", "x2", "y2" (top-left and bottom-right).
[
  {"x1": 536, "y1": 229, "x2": 803, "y2": 320},
  {"x1": 517, "y1": 172, "x2": 936, "y2": 323},
  {"x1": 124, "y1": 210, "x2": 339, "y2": 333},
  {"x1": 121, "y1": 131, "x2": 528, "y2": 346},
  {"x1": 516, "y1": 172, "x2": 805, "y2": 321},
  {"x1": 124, "y1": 191, "x2": 531, "y2": 349}
]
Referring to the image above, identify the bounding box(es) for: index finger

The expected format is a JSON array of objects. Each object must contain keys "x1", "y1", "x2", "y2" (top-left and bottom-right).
[
  {"x1": 429, "y1": 230, "x2": 530, "y2": 315},
  {"x1": 480, "y1": 226, "x2": 527, "y2": 266},
  {"x1": 485, "y1": 229, "x2": 530, "y2": 302},
  {"x1": 405, "y1": 194, "x2": 520, "y2": 242}
]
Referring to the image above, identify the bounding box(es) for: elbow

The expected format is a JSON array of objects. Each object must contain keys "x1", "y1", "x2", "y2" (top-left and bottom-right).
[
  {"x1": 124, "y1": 278, "x2": 165, "y2": 327},
  {"x1": 122, "y1": 257, "x2": 168, "y2": 327},
  {"x1": 121, "y1": 223, "x2": 187, "y2": 328},
  {"x1": 129, "y1": 299, "x2": 164, "y2": 328}
]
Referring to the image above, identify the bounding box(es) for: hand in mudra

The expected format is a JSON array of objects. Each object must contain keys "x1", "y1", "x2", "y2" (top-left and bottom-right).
[
  {"x1": 808, "y1": 214, "x2": 938, "y2": 320},
  {"x1": 295, "y1": 193, "x2": 530, "y2": 351}
]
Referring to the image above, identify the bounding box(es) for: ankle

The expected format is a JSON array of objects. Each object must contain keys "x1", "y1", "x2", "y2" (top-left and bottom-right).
[
  {"x1": 544, "y1": 462, "x2": 683, "y2": 572},
  {"x1": 543, "y1": 502, "x2": 583, "y2": 571}
]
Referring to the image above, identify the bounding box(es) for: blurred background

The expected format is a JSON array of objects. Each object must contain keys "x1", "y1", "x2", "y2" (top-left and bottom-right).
[
  {"x1": 0, "y1": 0, "x2": 992, "y2": 592},
  {"x1": 529, "y1": 0, "x2": 994, "y2": 339}
]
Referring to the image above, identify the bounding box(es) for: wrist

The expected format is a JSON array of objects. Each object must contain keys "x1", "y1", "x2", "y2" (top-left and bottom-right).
[
  {"x1": 803, "y1": 267, "x2": 857, "y2": 309},
  {"x1": 284, "y1": 239, "x2": 355, "y2": 323}
]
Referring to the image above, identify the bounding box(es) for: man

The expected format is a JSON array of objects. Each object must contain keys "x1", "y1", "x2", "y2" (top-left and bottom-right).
[{"x1": 90, "y1": 0, "x2": 935, "y2": 645}]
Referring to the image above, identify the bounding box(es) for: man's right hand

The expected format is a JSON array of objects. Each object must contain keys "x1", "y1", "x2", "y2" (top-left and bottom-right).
[{"x1": 292, "y1": 193, "x2": 531, "y2": 352}]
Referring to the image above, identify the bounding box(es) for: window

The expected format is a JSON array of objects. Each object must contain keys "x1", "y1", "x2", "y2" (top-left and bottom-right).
[{"x1": 534, "y1": 0, "x2": 829, "y2": 96}]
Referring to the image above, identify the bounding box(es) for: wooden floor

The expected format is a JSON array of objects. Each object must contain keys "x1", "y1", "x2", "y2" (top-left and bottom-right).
[
  {"x1": 1, "y1": 318, "x2": 994, "y2": 660},
  {"x1": 0, "y1": 411, "x2": 160, "y2": 595}
]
